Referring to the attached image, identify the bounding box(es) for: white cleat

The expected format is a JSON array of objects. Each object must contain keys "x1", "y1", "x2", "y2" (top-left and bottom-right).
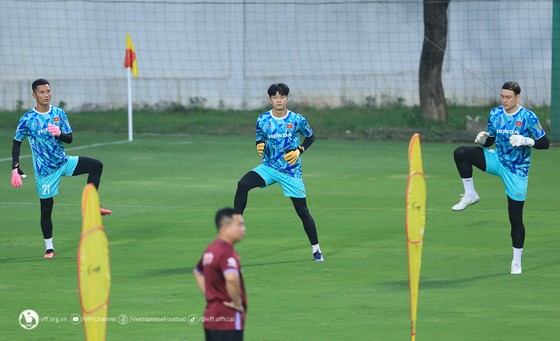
[
  {"x1": 511, "y1": 262, "x2": 522, "y2": 275},
  {"x1": 451, "y1": 193, "x2": 480, "y2": 211}
]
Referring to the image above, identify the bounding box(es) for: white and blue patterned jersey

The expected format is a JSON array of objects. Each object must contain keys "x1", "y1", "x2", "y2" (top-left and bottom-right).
[
  {"x1": 486, "y1": 105, "x2": 545, "y2": 177},
  {"x1": 13, "y1": 106, "x2": 72, "y2": 176},
  {"x1": 256, "y1": 110, "x2": 313, "y2": 177}
]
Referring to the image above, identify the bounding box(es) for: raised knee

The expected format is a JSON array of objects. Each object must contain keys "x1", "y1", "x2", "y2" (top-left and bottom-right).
[
  {"x1": 453, "y1": 146, "x2": 462, "y2": 157},
  {"x1": 454, "y1": 146, "x2": 467, "y2": 159},
  {"x1": 237, "y1": 178, "x2": 250, "y2": 192},
  {"x1": 95, "y1": 159, "x2": 103, "y2": 173}
]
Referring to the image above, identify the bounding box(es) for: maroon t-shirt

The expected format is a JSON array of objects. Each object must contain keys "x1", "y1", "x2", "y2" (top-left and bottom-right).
[{"x1": 195, "y1": 239, "x2": 247, "y2": 330}]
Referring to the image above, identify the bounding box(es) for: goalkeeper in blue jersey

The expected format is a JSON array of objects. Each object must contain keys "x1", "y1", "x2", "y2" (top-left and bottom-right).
[
  {"x1": 10, "y1": 79, "x2": 111, "y2": 259},
  {"x1": 452, "y1": 81, "x2": 550, "y2": 274},
  {"x1": 234, "y1": 83, "x2": 323, "y2": 261}
]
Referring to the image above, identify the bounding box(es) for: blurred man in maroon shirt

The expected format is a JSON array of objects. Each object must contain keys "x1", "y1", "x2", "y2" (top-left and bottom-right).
[{"x1": 194, "y1": 208, "x2": 247, "y2": 341}]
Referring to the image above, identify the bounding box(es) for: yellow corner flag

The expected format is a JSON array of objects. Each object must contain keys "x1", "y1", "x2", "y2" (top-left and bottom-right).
[
  {"x1": 78, "y1": 184, "x2": 111, "y2": 341},
  {"x1": 406, "y1": 133, "x2": 426, "y2": 341},
  {"x1": 124, "y1": 32, "x2": 139, "y2": 78}
]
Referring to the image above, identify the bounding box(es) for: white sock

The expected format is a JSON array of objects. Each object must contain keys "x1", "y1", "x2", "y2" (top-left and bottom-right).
[
  {"x1": 513, "y1": 247, "x2": 523, "y2": 263},
  {"x1": 462, "y1": 178, "x2": 476, "y2": 197},
  {"x1": 45, "y1": 238, "x2": 54, "y2": 251},
  {"x1": 312, "y1": 243, "x2": 321, "y2": 253}
]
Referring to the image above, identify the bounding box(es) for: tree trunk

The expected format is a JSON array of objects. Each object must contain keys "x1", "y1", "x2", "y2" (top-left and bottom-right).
[{"x1": 419, "y1": 0, "x2": 450, "y2": 123}]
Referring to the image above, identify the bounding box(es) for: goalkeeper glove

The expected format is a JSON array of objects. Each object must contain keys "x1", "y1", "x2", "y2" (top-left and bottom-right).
[
  {"x1": 47, "y1": 123, "x2": 61, "y2": 137},
  {"x1": 474, "y1": 131, "x2": 490, "y2": 145},
  {"x1": 11, "y1": 163, "x2": 25, "y2": 187},
  {"x1": 509, "y1": 134, "x2": 535, "y2": 147},
  {"x1": 284, "y1": 146, "x2": 304, "y2": 165},
  {"x1": 256, "y1": 141, "x2": 265, "y2": 157}
]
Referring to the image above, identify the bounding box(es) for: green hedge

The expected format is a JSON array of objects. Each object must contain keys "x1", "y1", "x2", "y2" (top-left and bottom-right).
[{"x1": 1, "y1": 104, "x2": 550, "y2": 142}]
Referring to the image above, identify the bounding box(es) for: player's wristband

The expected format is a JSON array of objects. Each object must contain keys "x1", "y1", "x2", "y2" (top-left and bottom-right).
[
  {"x1": 297, "y1": 146, "x2": 304, "y2": 154},
  {"x1": 11, "y1": 162, "x2": 25, "y2": 176},
  {"x1": 57, "y1": 132, "x2": 73, "y2": 144}
]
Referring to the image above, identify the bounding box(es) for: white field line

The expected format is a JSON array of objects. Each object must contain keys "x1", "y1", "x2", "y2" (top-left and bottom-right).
[{"x1": 0, "y1": 140, "x2": 130, "y2": 163}]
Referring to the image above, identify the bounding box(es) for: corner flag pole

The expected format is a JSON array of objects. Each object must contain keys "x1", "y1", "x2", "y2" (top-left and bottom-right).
[
  {"x1": 124, "y1": 32, "x2": 138, "y2": 142},
  {"x1": 127, "y1": 69, "x2": 133, "y2": 142},
  {"x1": 406, "y1": 133, "x2": 427, "y2": 341}
]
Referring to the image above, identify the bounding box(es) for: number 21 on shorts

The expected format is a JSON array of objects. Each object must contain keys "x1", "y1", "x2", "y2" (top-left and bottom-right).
[{"x1": 42, "y1": 184, "x2": 51, "y2": 196}]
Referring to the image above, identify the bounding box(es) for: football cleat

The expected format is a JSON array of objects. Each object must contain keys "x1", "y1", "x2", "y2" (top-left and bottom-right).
[
  {"x1": 511, "y1": 262, "x2": 522, "y2": 275},
  {"x1": 313, "y1": 250, "x2": 324, "y2": 262},
  {"x1": 100, "y1": 207, "x2": 112, "y2": 216},
  {"x1": 43, "y1": 249, "x2": 55, "y2": 259},
  {"x1": 451, "y1": 193, "x2": 480, "y2": 211}
]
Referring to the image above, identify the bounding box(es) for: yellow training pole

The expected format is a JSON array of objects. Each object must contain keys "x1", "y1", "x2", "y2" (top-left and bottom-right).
[
  {"x1": 78, "y1": 184, "x2": 111, "y2": 341},
  {"x1": 406, "y1": 133, "x2": 427, "y2": 341}
]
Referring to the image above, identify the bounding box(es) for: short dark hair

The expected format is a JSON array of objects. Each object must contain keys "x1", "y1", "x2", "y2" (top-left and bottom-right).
[
  {"x1": 32, "y1": 79, "x2": 50, "y2": 93},
  {"x1": 215, "y1": 207, "x2": 242, "y2": 230},
  {"x1": 502, "y1": 81, "x2": 521, "y2": 95},
  {"x1": 267, "y1": 83, "x2": 290, "y2": 97}
]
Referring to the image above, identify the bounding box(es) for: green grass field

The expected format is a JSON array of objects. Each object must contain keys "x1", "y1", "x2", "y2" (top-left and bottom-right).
[{"x1": 1, "y1": 131, "x2": 559, "y2": 340}]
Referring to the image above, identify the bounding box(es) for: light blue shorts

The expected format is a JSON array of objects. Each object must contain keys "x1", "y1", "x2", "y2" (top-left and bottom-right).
[
  {"x1": 35, "y1": 156, "x2": 79, "y2": 199},
  {"x1": 483, "y1": 149, "x2": 528, "y2": 201},
  {"x1": 253, "y1": 164, "x2": 306, "y2": 198}
]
